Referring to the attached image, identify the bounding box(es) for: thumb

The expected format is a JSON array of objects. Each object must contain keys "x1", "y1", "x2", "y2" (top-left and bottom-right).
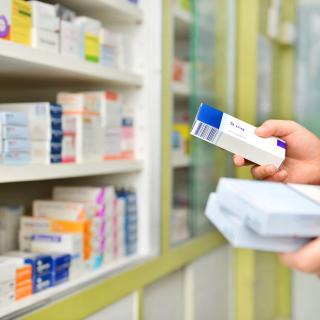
[{"x1": 256, "y1": 120, "x2": 299, "y2": 138}]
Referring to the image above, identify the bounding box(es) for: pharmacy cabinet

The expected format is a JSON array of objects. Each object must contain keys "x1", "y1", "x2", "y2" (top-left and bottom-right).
[
  {"x1": 86, "y1": 293, "x2": 137, "y2": 320},
  {"x1": 292, "y1": 271, "x2": 320, "y2": 320},
  {"x1": 144, "y1": 270, "x2": 185, "y2": 320},
  {"x1": 184, "y1": 246, "x2": 232, "y2": 320}
]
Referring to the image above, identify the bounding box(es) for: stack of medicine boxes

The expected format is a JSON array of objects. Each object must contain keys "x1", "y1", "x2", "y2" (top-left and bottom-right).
[
  {"x1": 119, "y1": 189, "x2": 138, "y2": 256},
  {"x1": 30, "y1": 1, "x2": 60, "y2": 54},
  {"x1": 0, "y1": 259, "x2": 16, "y2": 306},
  {"x1": 31, "y1": 200, "x2": 93, "y2": 275},
  {"x1": 4, "y1": 252, "x2": 71, "y2": 293},
  {"x1": 82, "y1": 91, "x2": 123, "y2": 160},
  {"x1": 0, "y1": 256, "x2": 33, "y2": 300},
  {"x1": 57, "y1": 93, "x2": 102, "y2": 163},
  {"x1": 0, "y1": 111, "x2": 31, "y2": 165},
  {"x1": 19, "y1": 214, "x2": 84, "y2": 278},
  {"x1": 53, "y1": 186, "x2": 116, "y2": 269},
  {"x1": 0, "y1": 103, "x2": 63, "y2": 164}
]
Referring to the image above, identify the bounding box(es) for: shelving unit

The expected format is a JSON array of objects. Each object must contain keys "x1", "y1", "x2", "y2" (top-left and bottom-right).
[
  {"x1": 0, "y1": 40, "x2": 142, "y2": 86},
  {"x1": 0, "y1": 160, "x2": 143, "y2": 183},
  {"x1": 0, "y1": 0, "x2": 238, "y2": 319},
  {"x1": 0, "y1": 254, "x2": 145, "y2": 320},
  {"x1": 49, "y1": 0, "x2": 143, "y2": 24},
  {"x1": 0, "y1": 1, "x2": 163, "y2": 318}
]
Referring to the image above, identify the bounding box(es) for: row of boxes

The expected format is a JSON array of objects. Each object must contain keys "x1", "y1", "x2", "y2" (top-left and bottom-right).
[
  {"x1": 0, "y1": 103, "x2": 63, "y2": 165},
  {"x1": 0, "y1": 90, "x2": 134, "y2": 165},
  {"x1": 0, "y1": 185, "x2": 138, "y2": 306},
  {"x1": 57, "y1": 91, "x2": 134, "y2": 163},
  {"x1": 0, "y1": 252, "x2": 71, "y2": 306},
  {"x1": 0, "y1": 0, "x2": 133, "y2": 70}
]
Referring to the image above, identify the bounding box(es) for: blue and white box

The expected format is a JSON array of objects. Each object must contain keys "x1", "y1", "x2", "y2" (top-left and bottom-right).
[
  {"x1": 0, "y1": 112, "x2": 28, "y2": 127},
  {"x1": 1, "y1": 126, "x2": 29, "y2": 140},
  {"x1": 4, "y1": 252, "x2": 53, "y2": 276},
  {"x1": 205, "y1": 193, "x2": 310, "y2": 252},
  {"x1": 33, "y1": 273, "x2": 53, "y2": 293},
  {"x1": 191, "y1": 103, "x2": 286, "y2": 169},
  {"x1": 217, "y1": 178, "x2": 320, "y2": 237}
]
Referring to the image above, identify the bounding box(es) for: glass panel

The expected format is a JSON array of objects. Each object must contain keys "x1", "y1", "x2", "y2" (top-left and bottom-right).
[
  {"x1": 170, "y1": 0, "x2": 235, "y2": 244},
  {"x1": 296, "y1": 0, "x2": 320, "y2": 135}
]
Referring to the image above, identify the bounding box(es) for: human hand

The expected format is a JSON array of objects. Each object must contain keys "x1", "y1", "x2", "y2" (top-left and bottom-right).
[
  {"x1": 233, "y1": 120, "x2": 320, "y2": 184},
  {"x1": 279, "y1": 238, "x2": 320, "y2": 275}
]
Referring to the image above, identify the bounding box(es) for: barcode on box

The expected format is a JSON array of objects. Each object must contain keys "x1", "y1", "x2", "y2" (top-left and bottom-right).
[{"x1": 191, "y1": 121, "x2": 218, "y2": 143}]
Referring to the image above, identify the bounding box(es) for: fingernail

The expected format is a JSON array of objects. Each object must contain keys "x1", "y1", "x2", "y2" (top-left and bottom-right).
[
  {"x1": 266, "y1": 165, "x2": 276, "y2": 174},
  {"x1": 256, "y1": 125, "x2": 268, "y2": 135},
  {"x1": 279, "y1": 170, "x2": 288, "y2": 179}
]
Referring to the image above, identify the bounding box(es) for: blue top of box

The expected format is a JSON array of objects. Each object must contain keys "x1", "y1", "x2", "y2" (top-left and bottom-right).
[{"x1": 197, "y1": 103, "x2": 223, "y2": 129}]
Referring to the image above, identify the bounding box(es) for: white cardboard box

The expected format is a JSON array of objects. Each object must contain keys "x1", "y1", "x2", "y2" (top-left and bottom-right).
[
  {"x1": 191, "y1": 103, "x2": 286, "y2": 169},
  {"x1": 30, "y1": 1, "x2": 60, "y2": 32},
  {"x1": 205, "y1": 193, "x2": 310, "y2": 252},
  {"x1": 32, "y1": 28, "x2": 59, "y2": 54}
]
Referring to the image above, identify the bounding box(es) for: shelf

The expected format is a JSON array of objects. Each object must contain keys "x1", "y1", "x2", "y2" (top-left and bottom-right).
[
  {"x1": 48, "y1": 0, "x2": 143, "y2": 24},
  {"x1": 174, "y1": 7, "x2": 192, "y2": 38},
  {"x1": 0, "y1": 254, "x2": 148, "y2": 320},
  {"x1": 172, "y1": 153, "x2": 191, "y2": 168},
  {"x1": 0, "y1": 40, "x2": 143, "y2": 87},
  {"x1": 172, "y1": 81, "x2": 191, "y2": 98},
  {"x1": 0, "y1": 160, "x2": 143, "y2": 183}
]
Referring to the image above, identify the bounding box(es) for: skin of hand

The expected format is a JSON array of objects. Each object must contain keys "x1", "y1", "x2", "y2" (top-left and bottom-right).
[
  {"x1": 233, "y1": 120, "x2": 320, "y2": 275},
  {"x1": 233, "y1": 120, "x2": 320, "y2": 184}
]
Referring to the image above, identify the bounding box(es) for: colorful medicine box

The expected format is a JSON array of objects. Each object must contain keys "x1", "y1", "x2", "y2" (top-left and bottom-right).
[
  {"x1": 191, "y1": 103, "x2": 286, "y2": 169},
  {"x1": 75, "y1": 16, "x2": 101, "y2": 63}
]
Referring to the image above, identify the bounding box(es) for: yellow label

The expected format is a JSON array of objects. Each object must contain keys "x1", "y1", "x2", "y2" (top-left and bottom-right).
[
  {"x1": 174, "y1": 123, "x2": 191, "y2": 142},
  {"x1": 84, "y1": 34, "x2": 100, "y2": 62},
  {"x1": 11, "y1": 0, "x2": 32, "y2": 45}
]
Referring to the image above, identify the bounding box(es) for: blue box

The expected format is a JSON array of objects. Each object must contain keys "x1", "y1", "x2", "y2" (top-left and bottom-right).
[
  {"x1": 51, "y1": 129, "x2": 63, "y2": 142},
  {"x1": 50, "y1": 104, "x2": 62, "y2": 118},
  {"x1": 52, "y1": 269, "x2": 69, "y2": 286},
  {"x1": 51, "y1": 253, "x2": 71, "y2": 273},
  {"x1": 33, "y1": 273, "x2": 53, "y2": 293}
]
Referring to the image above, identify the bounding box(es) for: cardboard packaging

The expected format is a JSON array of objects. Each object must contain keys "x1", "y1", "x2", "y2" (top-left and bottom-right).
[
  {"x1": 31, "y1": 28, "x2": 59, "y2": 53},
  {"x1": 74, "y1": 16, "x2": 101, "y2": 63},
  {"x1": 205, "y1": 193, "x2": 310, "y2": 252},
  {"x1": 216, "y1": 178, "x2": 320, "y2": 237},
  {"x1": 60, "y1": 20, "x2": 80, "y2": 57},
  {"x1": 30, "y1": 1, "x2": 59, "y2": 32},
  {"x1": 191, "y1": 103, "x2": 286, "y2": 169}
]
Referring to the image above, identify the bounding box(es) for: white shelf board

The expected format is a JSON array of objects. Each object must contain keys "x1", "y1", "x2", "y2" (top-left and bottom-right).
[
  {"x1": 174, "y1": 7, "x2": 192, "y2": 38},
  {"x1": 0, "y1": 254, "x2": 150, "y2": 319},
  {"x1": 0, "y1": 40, "x2": 143, "y2": 87},
  {"x1": 172, "y1": 153, "x2": 191, "y2": 168},
  {"x1": 48, "y1": 0, "x2": 143, "y2": 24},
  {"x1": 172, "y1": 81, "x2": 191, "y2": 98},
  {"x1": 0, "y1": 160, "x2": 143, "y2": 183}
]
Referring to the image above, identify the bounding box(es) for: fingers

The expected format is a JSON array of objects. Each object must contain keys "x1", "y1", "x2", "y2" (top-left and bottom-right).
[
  {"x1": 251, "y1": 165, "x2": 288, "y2": 182},
  {"x1": 251, "y1": 164, "x2": 278, "y2": 180},
  {"x1": 233, "y1": 155, "x2": 253, "y2": 167},
  {"x1": 279, "y1": 238, "x2": 320, "y2": 274},
  {"x1": 255, "y1": 120, "x2": 300, "y2": 138}
]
